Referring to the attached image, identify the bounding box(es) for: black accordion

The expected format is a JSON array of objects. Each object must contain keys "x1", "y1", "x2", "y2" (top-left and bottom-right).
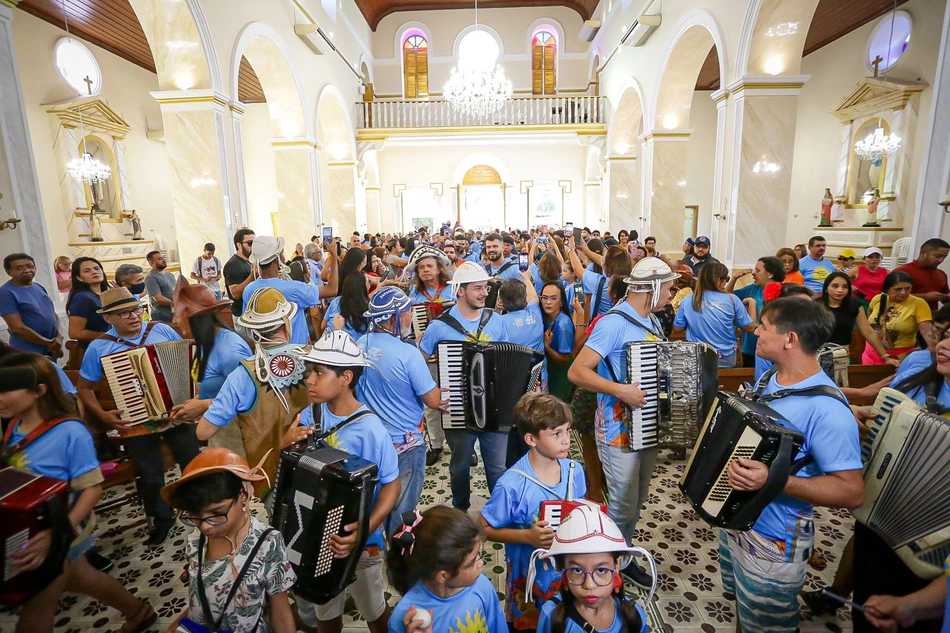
[
  {"x1": 437, "y1": 341, "x2": 544, "y2": 432},
  {"x1": 679, "y1": 392, "x2": 807, "y2": 531},
  {"x1": 621, "y1": 341, "x2": 719, "y2": 450},
  {"x1": 270, "y1": 435, "x2": 379, "y2": 604},
  {"x1": 854, "y1": 398, "x2": 950, "y2": 578}
]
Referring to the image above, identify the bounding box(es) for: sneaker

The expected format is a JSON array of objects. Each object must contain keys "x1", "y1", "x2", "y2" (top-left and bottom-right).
[
  {"x1": 619, "y1": 561, "x2": 653, "y2": 587},
  {"x1": 801, "y1": 589, "x2": 841, "y2": 617},
  {"x1": 145, "y1": 521, "x2": 174, "y2": 547},
  {"x1": 86, "y1": 549, "x2": 113, "y2": 573},
  {"x1": 426, "y1": 447, "x2": 443, "y2": 467}
]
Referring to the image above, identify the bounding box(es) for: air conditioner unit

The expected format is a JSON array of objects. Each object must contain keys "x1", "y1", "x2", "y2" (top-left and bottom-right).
[
  {"x1": 621, "y1": 14, "x2": 661, "y2": 47},
  {"x1": 295, "y1": 23, "x2": 337, "y2": 55},
  {"x1": 579, "y1": 20, "x2": 601, "y2": 43}
]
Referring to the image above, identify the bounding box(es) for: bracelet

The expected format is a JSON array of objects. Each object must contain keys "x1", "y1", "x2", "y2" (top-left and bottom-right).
[{"x1": 573, "y1": 322, "x2": 587, "y2": 327}]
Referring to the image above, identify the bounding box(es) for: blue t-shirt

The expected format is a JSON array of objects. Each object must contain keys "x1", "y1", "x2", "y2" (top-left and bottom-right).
[
  {"x1": 584, "y1": 303, "x2": 662, "y2": 447},
  {"x1": 500, "y1": 304, "x2": 544, "y2": 353},
  {"x1": 799, "y1": 256, "x2": 836, "y2": 295},
  {"x1": 462, "y1": 252, "x2": 480, "y2": 264},
  {"x1": 542, "y1": 312, "x2": 574, "y2": 387},
  {"x1": 752, "y1": 370, "x2": 862, "y2": 556},
  {"x1": 307, "y1": 258, "x2": 324, "y2": 287},
  {"x1": 408, "y1": 284, "x2": 455, "y2": 305},
  {"x1": 244, "y1": 277, "x2": 323, "y2": 345},
  {"x1": 734, "y1": 284, "x2": 764, "y2": 356},
  {"x1": 487, "y1": 261, "x2": 522, "y2": 282},
  {"x1": 389, "y1": 575, "x2": 507, "y2": 633},
  {"x1": 537, "y1": 597, "x2": 647, "y2": 633},
  {"x1": 582, "y1": 269, "x2": 612, "y2": 317},
  {"x1": 530, "y1": 265, "x2": 544, "y2": 293},
  {"x1": 324, "y1": 296, "x2": 368, "y2": 341},
  {"x1": 203, "y1": 365, "x2": 260, "y2": 427},
  {"x1": 356, "y1": 331, "x2": 436, "y2": 450},
  {"x1": 298, "y1": 403, "x2": 399, "y2": 552},
  {"x1": 6, "y1": 418, "x2": 99, "y2": 484},
  {"x1": 754, "y1": 355, "x2": 773, "y2": 382},
  {"x1": 66, "y1": 290, "x2": 108, "y2": 349},
  {"x1": 563, "y1": 281, "x2": 577, "y2": 315},
  {"x1": 418, "y1": 305, "x2": 509, "y2": 356},
  {"x1": 0, "y1": 281, "x2": 58, "y2": 354},
  {"x1": 481, "y1": 455, "x2": 586, "y2": 627},
  {"x1": 198, "y1": 328, "x2": 253, "y2": 399},
  {"x1": 50, "y1": 360, "x2": 77, "y2": 395},
  {"x1": 79, "y1": 323, "x2": 181, "y2": 383},
  {"x1": 891, "y1": 350, "x2": 950, "y2": 406},
  {"x1": 673, "y1": 291, "x2": 751, "y2": 355}
]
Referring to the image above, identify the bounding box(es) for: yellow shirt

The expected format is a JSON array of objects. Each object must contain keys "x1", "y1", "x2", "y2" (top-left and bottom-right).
[{"x1": 867, "y1": 294, "x2": 932, "y2": 350}]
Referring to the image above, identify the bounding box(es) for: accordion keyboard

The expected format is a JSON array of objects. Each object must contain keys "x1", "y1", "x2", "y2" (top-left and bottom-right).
[
  {"x1": 437, "y1": 342, "x2": 467, "y2": 429},
  {"x1": 316, "y1": 505, "x2": 344, "y2": 577},
  {"x1": 865, "y1": 388, "x2": 916, "y2": 463},
  {"x1": 101, "y1": 352, "x2": 151, "y2": 423},
  {"x1": 624, "y1": 343, "x2": 659, "y2": 449},
  {"x1": 701, "y1": 426, "x2": 761, "y2": 519}
]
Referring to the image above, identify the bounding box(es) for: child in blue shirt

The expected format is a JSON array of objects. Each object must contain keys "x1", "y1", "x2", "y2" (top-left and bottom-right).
[
  {"x1": 388, "y1": 505, "x2": 507, "y2": 633},
  {"x1": 281, "y1": 330, "x2": 400, "y2": 633},
  {"x1": 480, "y1": 393, "x2": 587, "y2": 631}
]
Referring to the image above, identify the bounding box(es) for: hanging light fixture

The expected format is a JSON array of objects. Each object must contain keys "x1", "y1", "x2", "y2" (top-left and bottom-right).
[
  {"x1": 443, "y1": 0, "x2": 512, "y2": 119},
  {"x1": 60, "y1": 0, "x2": 111, "y2": 185},
  {"x1": 854, "y1": 0, "x2": 902, "y2": 162}
]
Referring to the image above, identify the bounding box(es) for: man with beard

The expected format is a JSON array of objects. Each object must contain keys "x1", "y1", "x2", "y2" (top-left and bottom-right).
[
  {"x1": 443, "y1": 241, "x2": 460, "y2": 276},
  {"x1": 483, "y1": 233, "x2": 522, "y2": 282},
  {"x1": 223, "y1": 228, "x2": 258, "y2": 318},
  {"x1": 144, "y1": 250, "x2": 176, "y2": 322}
]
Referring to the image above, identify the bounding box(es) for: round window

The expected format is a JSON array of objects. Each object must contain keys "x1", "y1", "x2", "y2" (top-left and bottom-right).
[
  {"x1": 866, "y1": 11, "x2": 912, "y2": 74},
  {"x1": 55, "y1": 38, "x2": 102, "y2": 96}
]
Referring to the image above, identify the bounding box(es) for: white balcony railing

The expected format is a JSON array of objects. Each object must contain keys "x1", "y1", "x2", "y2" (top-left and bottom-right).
[{"x1": 358, "y1": 95, "x2": 607, "y2": 129}]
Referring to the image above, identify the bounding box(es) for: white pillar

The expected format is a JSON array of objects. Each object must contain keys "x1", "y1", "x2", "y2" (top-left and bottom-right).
[
  {"x1": 229, "y1": 101, "x2": 249, "y2": 233},
  {"x1": 709, "y1": 89, "x2": 729, "y2": 262}
]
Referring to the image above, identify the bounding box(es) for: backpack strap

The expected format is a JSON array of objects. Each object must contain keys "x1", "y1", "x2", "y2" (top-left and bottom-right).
[
  {"x1": 487, "y1": 261, "x2": 515, "y2": 278},
  {"x1": 197, "y1": 527, "x2": 275, "y2": 632},
  {"x1": 591, "y1": 276, "x2": 607, "y2": 317},
  {"x1": 2, "y1": 416, "x2": 73, "y2": 462}
]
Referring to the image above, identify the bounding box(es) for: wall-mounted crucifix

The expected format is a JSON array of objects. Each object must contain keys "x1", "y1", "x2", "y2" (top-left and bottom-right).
[
  {"x1": 82, "y1": 75, "x2": 94, "y2": 95},
  {"x1": 871, "y1": 55, "x2": 884, "y2": 78}
]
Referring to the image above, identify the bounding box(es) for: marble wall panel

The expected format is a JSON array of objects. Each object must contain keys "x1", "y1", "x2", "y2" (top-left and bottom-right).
[
  {"x1": 243, "y1": 38, "x2": 306, "y2": 138},
  {"x1": 584, "y1": 183, "x2": 601, "y2": 230},
  {"x1": 746, "y1": 0, "x2": 821, "y2": 77},
  {"x1": 366, "y1": 188, "x2": 381, "y2": 234},
  {"x1": 160, "y1": 108, "x2": 228, "y2": 265},
  {"x1": 324, "y1": 165, "x2": 357, "y2": 234},
  {"x1": 608, "y1": 159, "x2": 639, "y2": 234},
  {"x1": 650, "y1": 141, "x2": 688, "y2": 252},
  {"x1": 733, "y1": 95, "x2": 798, "y2": 267},
  {"x1": 128, "y1": 0, "x2": 211, "y2": 91},
  {"x1": 274, "y1": 147, "x2": 317, "y2": 241}
]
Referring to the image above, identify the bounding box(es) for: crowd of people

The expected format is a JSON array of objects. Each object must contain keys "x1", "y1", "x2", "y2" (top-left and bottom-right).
[{"x1": 0, "y1": 222, "x2": 949, "y2": 633}]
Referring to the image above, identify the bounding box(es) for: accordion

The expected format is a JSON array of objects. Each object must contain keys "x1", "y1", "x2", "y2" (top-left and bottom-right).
[
  {"x1": 621, "y1": 341, "x2": 719, "y2": 450},
  {"x1": 853, "y1": 399, "x2": 950, "y2": 578},
  {"x1": 540, "y1": 499, "x2": 608, "y2": 530},
  {"x1": 817, "y1": 343, "x2": 849, "y2": 388},
  {"x1": 863, "y1": 387, "x2": 917, "y2": 463},
  {"x1": 411, "y1": 303, "x2": 446, "y2": 339},
  {"x1": 437, "y1": 341, "x2": 544, "y2": 432},
  {"x1": 101, "y1": 340, "x2": 196, "y2": 428},
  {"x1": 679, "y1": 392, "x2": 807, "y2": 530},
  {"x1": 270, "y1": 437, "x2": 378, "y2": 604},
  {"x1": 0, "y1": 468, "x2": 73, "y2": 605}
]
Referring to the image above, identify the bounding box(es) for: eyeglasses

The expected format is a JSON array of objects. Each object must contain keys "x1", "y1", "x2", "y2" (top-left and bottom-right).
[
  {"x1": 178, "y1": 498, "x2": 239, "y2": 527},
  {"x1": 540, "y1": 296, "x2": 560, "y2": 302},
  {"x1": 564, "y1": 566, "x2": 615, "y2": 586},
  {"x1": 116, "y1": 306, "x2": 144, "y2": 319},
  {"x1": 242, "y1": 240, "x2": 255, "y2": 247}
]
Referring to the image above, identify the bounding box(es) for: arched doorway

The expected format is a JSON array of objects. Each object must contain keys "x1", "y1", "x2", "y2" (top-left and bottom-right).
[{"x1": 459, "y1": 165, "x2": 505, "y2": 232}]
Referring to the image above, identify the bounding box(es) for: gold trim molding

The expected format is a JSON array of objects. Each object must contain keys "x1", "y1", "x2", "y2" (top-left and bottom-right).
[
  {"x1": 830, "y1": 77, "x2": 927, "y2": 124},
  {"x1": 357, "y1": 123, "x2": 606, "y2": 141},
  {"x1": 47, "y1": 98, "x2": 131, "y2": 140}
]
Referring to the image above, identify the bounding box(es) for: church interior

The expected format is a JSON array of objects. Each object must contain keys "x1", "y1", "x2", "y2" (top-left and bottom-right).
[{"x1": 1, "y1": 0, "x2": 950, "y2": 631}]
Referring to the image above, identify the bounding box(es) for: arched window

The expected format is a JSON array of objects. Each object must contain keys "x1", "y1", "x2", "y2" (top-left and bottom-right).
[
  {"x1": 403, "y1": 35, "x2": 428, "y2": 99},
  {"x1": 532, "y1": 31, "x2": 556, "y2": 95}
]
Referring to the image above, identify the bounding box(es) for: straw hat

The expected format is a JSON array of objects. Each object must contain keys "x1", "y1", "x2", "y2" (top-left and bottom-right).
[{"x1": 96, "y1": 287, "x2": 142, "y2": 314}]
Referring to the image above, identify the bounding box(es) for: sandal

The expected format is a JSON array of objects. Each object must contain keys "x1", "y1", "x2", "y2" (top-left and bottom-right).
[
  {"x1": 808, "y1": 549, "x2": 828, "y2": 571},
  {"x1": 119, "y1": 601, "x2": 157, "y2": 633}
]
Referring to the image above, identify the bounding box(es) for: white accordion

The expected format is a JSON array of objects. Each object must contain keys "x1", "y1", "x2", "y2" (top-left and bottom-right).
[{"x1": 100, "y1": 340, "x2": 196, "y2": 426}]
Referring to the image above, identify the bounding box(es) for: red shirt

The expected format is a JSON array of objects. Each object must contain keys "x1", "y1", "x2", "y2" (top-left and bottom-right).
[{"x1": 894, "y1": 260, "x2": 949, "y2": 311}]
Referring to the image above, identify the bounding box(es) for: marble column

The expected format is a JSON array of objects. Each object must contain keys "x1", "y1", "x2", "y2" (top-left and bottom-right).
[
  {"x1": 366, "y1": 186, "x2": 381, "y2": 234},
  {"x1": 324, "y1": 161, "x2": 357, "y2": 234},
  {"x1": 151, "y1": 90, "x2": 234, "y2": 267},
  {"x1": 229, "y1": 101, "x2": 250, "y2": 230},
  {"x1": 709, "y1": 89, "x2": 730, "y2": 259},
  {"x1": 584, "y1": 181, "x2": 601, "y2": 231},
  {"x1": 724, "y1": 76, "x2": 808, "y2": 269},
  {"x1": 606, "y1": 156, "x2": 638, "y2": 234},
  {"x1": 0, "y1": 0, "x2": 57, "y2": 300},
  {"x1": 642, "y1": 130, "x2": 690, "y2": 253},
  {"x1": 272, "y1": 140, "x2": 319, "y2": 241}
]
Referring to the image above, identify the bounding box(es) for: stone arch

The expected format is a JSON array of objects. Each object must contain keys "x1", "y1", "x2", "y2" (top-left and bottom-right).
[
  {"x1": 652, "y1": 10, "x2": 726, "y2": 130},
  {"x1": 607, "y1": 80, "x2": 645, "y2": 155},
  {"x1": 525, "y1": 17, "x2": 566, "y2": 55},
  {"x1": 316, "y1": 85, "x2": 359, "y2": 233},
  {"x1": 453, "y1": 25, "x2": 505, "y2": 59},
  {"x1": 452, "y1": 153, "x2": 511, "y2": 186},
  {"x1": 231, "y1": 23, "x2": 309, "y2": 139},
  {"x1": 394, "y1": 20, "x2": 434, "y2": 58},
  {"x1": 737, "y1": 0, "x2": 821, "y2": 79},
  {"x1": 316, "y1": 84, "x2": 356, "y2": 161}
]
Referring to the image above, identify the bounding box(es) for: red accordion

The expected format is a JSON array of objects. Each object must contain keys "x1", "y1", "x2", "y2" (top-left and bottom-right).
[{"x1": 0, "y1": 467, "x2": 72, "y2": 605}]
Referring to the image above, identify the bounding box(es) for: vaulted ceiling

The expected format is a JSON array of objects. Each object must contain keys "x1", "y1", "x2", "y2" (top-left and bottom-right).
[
  {"x1": 355, "y1": 0, "x2": 600, "y2": 31},
  {"x1": 18, "y1": 0, "x2": 266, "y2": 103},
  {"x1": 695, "y1": 0, "x2": 912, "y2": 90}
]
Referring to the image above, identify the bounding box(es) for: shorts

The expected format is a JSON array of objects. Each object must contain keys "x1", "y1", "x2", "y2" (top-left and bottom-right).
[
  {"x1": 296, "y1": 556, "x2": 387, "y2": 623},
  {"x1": 718, "y1": 530, "x2": 809, "y2": 633}
]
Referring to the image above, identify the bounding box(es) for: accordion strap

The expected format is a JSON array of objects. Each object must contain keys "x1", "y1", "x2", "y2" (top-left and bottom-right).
[
  {"x1": 308, "y1": 406, "x2": 376, "y2": 448},
  {"x1": 197, "y1": 527, "x2": 274, "y2": 632},
  {"x1": 436, "y1": 310, "x2": 492, "y2": 343},
  {"x1": 753, "y1": 367, "x2": 849, "y2": 408},
  {"x1": 602, "y1": 308, "x2": 665, "y2": 341},
  {"x1": 2, "y1": 416, "x2": 73, "y2": 462},
  {"x1": 485, "y1": 261, "x2": 515, "y2": 278},
  {"x1": 96, "y1": 321, "x2": 158, "y2": 348},
  {"x1": 591, "y1": 276, "x2": 607, "y2": 317},
  {"x1": 510, "y1": 460, "x2": 576, "y2": 502}
]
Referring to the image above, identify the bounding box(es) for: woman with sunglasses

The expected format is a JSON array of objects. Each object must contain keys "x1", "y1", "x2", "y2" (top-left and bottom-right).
[
  {"x1": 162, "y1": 448, "x2": 296, "y2": 633},
  {"x1": 673, "y1": 262, "x2": 755, "y2": 368}
]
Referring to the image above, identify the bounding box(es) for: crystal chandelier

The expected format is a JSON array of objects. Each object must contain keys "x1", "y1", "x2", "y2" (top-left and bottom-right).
[
  {"x1": 854, "y1": 0, "x2": 902, "y2": 162},
  {"x1": 444, "y1": 0, "x2": 512, "y2": 118},
  {"x1": 60, "y1": 0, "x2": 111, "y2": 185}
]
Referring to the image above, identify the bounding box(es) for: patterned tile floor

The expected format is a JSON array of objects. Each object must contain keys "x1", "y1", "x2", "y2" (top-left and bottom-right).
[{"x1": 0, "y1": 440, "x2": 855, "y2": 632}]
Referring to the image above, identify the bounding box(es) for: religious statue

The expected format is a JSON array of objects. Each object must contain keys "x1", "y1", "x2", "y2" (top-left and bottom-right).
[
  {"x1": 89, "y1": 204, "x2": 103, "y2": 242},
  {"x1": 820, "y1": 188, "x2": 833, "y2": 227},
  {"x1": 126, "y1": 209, "x2": 143, "y2": 240},
  {"x1": 864, "y1": 188, "x2": 882, "y2": 228}
]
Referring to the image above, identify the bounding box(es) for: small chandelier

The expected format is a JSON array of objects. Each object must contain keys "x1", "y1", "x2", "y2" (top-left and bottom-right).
[
  {"x1": 444, "y1": 0, "x2": 512, "y2": 118},
  {"x1": 854, "y1": 124, "x2": 901, "y2": 162},
  {"x1": 67, "y1": 152, "x2": 111, "y2": 184}
]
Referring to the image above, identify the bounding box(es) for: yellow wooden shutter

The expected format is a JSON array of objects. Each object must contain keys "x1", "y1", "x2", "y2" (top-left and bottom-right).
[
  {"x1": 417, "y1": 48, "x2": 428, "y2": 97},
  {"x1": 544, "y1": 45, "x2": 556, "y2": 94},
  {"x1": 532, "y1": 44, "x2": 543, "y2": 95},
  {"x1": 404, "y1": 47, "x2": 417, "y2": 98}
]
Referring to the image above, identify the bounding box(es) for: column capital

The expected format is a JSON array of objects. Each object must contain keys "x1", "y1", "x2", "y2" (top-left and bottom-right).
[
  {"x1": 229, "y1": 100, "x2": 247, "y2": 116},
  {"x1": 271, "y1": 137, "x2": 320, "y2": 150},
  {"x1": 711, "y1": 88, "x2": 730, "y2": 106},
  {"x1": 638, "y1": 129, "x2": 693, "y2": 142},
  {"x1": 0, "y1": 0, "x2": 19, "y2": 9},
  {"x1": 150, "y1": 89, "x2": 230, "y2": 112},
  {"x1": 726, "y1": 75, "x2": 810, "y2": 97}
]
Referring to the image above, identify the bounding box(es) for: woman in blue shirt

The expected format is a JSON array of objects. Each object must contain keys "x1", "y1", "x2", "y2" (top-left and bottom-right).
[
  {"x1": 540, "y1": 281, "x2": 577, "y2": 400},
  {"x1": 65, "y1": 257, "x2": 111, "y2": 350},
  {"x1": 726, "y1": 256, "x2": 786, "y2": 367},
  {"x1": 673, "y1": 262, "x2": 755, "y2": 368},
  {"x1": 326, "y1": 272, "x2": 371, "y2": 340}
]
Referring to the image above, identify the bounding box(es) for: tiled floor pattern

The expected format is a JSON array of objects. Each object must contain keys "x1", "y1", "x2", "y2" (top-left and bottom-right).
[{"x1": 0, "y1": 442, "x2": 855, "y2": 632}]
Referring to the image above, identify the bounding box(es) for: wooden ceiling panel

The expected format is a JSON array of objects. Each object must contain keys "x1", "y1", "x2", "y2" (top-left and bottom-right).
[
  {"x1": 238, "y1": 56, "x2": 267, "y2": 104},
  {"x1": 356, "y1": 0, "x2": 599, "y2": 31},
  {"x1": 694, "y1": 0, "x2": 912, "y2": 91}
]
